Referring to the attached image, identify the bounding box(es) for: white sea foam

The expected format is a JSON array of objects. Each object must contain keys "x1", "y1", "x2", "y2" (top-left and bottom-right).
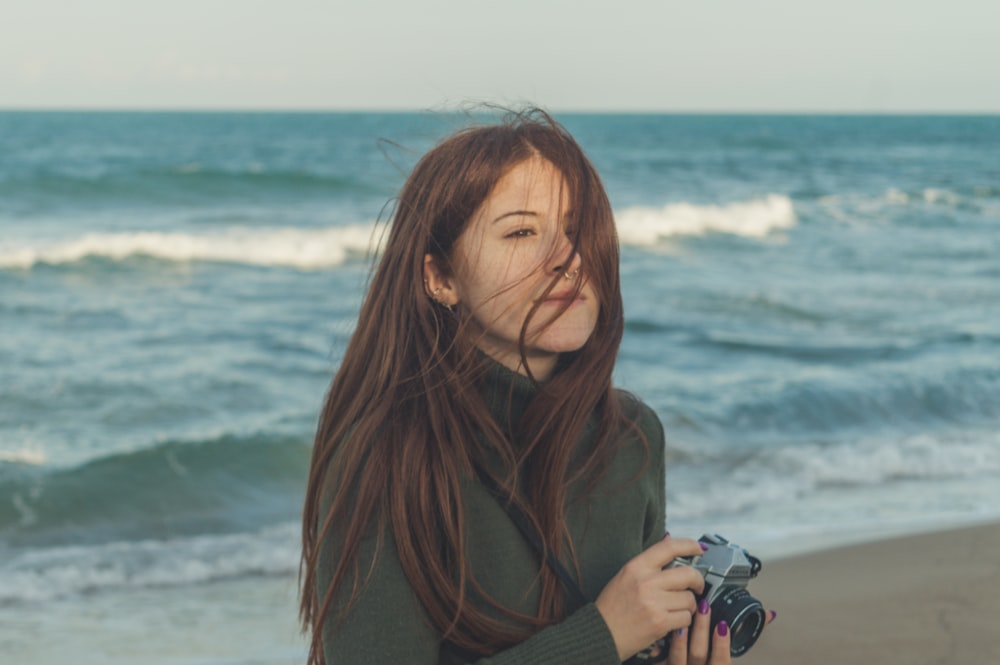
[
  {"x1": 0, "y1": 522, "x2": 299, "y2": 603},
  {"x1": 615, "y1": 194, "x2": 796, "y2": 245},
  {"x1": 884, "y1": 187, "x2": 961, "y2": 206},
  {"x1": 818, "y1": 187, "x2": 973, "y2": 224},
  {"x1": 0, "y1": 446, "x2": 47, "y2": 466},
  {"x1": 922, "y1": 188, "x2": 961, "y2": 205},
  {"x1": 668, "y1": 428, "x2": 1000, "y2": 522},
  {"x1": 0, "y1": 224, "x2": 385, "y2": 270},
  {"x1": 670, "y1": 473, "x2": 1000, "y2": 562}
]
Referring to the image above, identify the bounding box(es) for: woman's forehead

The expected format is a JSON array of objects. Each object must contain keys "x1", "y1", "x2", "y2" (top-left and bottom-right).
[{"x1": 478, "y1": 157, "x2": 569, "y2": 216}]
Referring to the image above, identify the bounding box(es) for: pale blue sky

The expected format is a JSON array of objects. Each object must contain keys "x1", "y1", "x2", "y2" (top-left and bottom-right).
[{"x1": 3, "y1": 0, "x2": 998, "y2": 111}]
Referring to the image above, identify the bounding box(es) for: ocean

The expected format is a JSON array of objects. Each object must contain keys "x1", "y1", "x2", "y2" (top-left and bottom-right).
[{"x1": 2, "y1": 111, "x2": 999, "y2": 663}]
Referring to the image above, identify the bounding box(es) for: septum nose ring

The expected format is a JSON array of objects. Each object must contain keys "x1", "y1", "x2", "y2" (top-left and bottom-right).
[{"x1": 564, "y1": 269, "x2": 579, "y2": 280}]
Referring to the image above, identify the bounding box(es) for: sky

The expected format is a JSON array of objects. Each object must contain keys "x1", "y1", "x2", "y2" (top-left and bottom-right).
[{"x1": 3, "y1": 0, "x2": 999, "y2": 112}]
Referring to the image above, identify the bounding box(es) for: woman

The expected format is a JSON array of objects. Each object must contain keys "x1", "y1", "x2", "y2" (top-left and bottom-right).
[{"x1": 300, "y1": 109, "x2": 771, "y2": 664}]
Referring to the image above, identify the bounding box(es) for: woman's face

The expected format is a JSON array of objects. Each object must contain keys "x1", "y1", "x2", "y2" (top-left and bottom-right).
[{"x1": 433, "y1": 156, "x2": 600, "y2": 379}]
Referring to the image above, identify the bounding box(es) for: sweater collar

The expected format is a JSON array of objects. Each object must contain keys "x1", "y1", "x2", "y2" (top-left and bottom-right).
[{"x1": 478, "y1": 357, "x2": 542, "y2": 436}]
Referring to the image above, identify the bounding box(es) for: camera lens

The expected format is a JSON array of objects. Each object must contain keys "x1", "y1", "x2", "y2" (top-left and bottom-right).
[{"x1": 711, "y1": 586, "x2": 766, "y2": 656}]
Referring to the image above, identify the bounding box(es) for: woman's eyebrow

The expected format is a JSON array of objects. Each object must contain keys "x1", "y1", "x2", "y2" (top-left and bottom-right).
[{"x1": 492, "y1": 210, "x2": 537, "y2": 224}]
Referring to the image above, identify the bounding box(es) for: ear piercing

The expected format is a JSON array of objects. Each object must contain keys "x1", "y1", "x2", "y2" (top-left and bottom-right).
[{"x1": 423, "y1": 279, "x2": 454, "y2": 312}]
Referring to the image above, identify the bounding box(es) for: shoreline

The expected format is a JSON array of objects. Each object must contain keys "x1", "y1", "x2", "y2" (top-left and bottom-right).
[
  {"x1": 743, "y1": 520, "x2": 1000, "y2": 664},
  {"x1": 748, "y1": 512, "x2": 1000, "y2": 563}
]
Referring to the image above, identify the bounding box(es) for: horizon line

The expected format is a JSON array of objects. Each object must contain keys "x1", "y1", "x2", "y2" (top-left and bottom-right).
[{"x1": 2, "y1": 106, "x2": 999, "y2": 116}]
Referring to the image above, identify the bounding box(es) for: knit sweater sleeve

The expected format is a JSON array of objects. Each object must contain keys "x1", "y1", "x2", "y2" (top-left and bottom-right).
[
  {"x1": 319, "y1": 526, "x2": 622, "y2": 665},
  {"x1": 472, "y1": 603, "x2": 620, "y2": 665}
]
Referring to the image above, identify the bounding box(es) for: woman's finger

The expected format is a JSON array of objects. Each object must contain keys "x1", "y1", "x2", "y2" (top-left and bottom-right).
[
  {"x1": 639, "y1": 535, "x2": 709, "y2": 570},
  {"x1": 656, "y1": 565, "x2": 706, "y2": 598},
  {"x1": 707, "y1": 620, "x2": 732, "y2": 665},
  {"x1": 686, "y1": 599, "x2": 712, "y2": 665},
  {"x1": 656, "y1": 590, "x2": 699, "y2": 616},
  {"x1": 666, "y1": 627, "x2": 688, "y2": 665}
]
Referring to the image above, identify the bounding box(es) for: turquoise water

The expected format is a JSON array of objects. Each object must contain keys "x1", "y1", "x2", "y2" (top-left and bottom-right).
[{"x1": 2, "y1": 112, "x2": 999, "y2": 663}]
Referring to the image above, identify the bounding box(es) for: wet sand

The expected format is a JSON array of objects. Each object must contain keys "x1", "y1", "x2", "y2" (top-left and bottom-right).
[{"x1": 743, "y1": 521, "x2": 1000, "y2": 665}]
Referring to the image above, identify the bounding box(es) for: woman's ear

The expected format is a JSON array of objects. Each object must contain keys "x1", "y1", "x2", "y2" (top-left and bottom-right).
[{"x1": 423, "y1": 254, "x2": 460, "y2": 307}]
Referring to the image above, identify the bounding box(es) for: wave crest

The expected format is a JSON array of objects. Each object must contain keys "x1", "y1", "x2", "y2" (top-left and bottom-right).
[
  {"x1": 0, "y1": 224, "x2": 384, "y2": 270},
  {"x1": 0, "y1": 522, "x2": 298, "y2": 603},
  {"x1": 616, "y1": 194, "x2": 796, "y2": 244},
  {"x1": 0, "y1": 434, "x2": 310, "y2": 548}
]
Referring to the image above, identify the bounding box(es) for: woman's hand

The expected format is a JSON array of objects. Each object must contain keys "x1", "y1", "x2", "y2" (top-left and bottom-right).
[
  {"x1": 666, "y1": 602, "x2": 778, "y2": 665},
  {"x1": 594, "y1": 535, "x2": 707, "y2": 661}
]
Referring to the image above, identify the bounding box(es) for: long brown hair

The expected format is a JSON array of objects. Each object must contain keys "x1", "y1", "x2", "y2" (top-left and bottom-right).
[{"x1": 300, "y1": 108, "x2": 638, "y2": 663}]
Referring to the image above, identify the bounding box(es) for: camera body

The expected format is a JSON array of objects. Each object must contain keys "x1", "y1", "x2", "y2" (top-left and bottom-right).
[{"x1": 668, "y1": 534, "x2": 764, "y2": 657}]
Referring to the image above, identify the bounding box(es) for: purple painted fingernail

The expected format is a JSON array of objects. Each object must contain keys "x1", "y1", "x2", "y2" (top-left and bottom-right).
[
  {"x1": 717, "y1": 621, "x2": 729, "y2": 637},
  {"x1": 662, "y1": 531, "x2": 671, "y2": 539},
  {"x1": 770, "y1": 610, "x2": 778, "y2": 622},
  {"x1": 699, "y1": 543, "x2": 709, "y2": 551},
  {"x1": 675, "y1": 627, "x2": 686, "y2": 638},
  {"x1": 698, "y1": 598, "x2": 709, "y2": 615}
]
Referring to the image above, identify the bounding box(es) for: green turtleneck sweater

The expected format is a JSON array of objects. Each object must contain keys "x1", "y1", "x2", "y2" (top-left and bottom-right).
[{"x1": 319, "y1": 362, "x2": 666, "y2": 664}]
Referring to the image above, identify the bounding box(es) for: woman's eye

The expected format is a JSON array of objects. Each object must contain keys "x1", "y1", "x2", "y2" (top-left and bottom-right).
[{"x1": 504, "y1": 228, "x2": 535, "y2": 239}]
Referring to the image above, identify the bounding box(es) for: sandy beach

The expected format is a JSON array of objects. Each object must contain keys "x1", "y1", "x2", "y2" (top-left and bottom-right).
[{"x1": 744, "y1": 521, "x2": 1000, "y2": 665}]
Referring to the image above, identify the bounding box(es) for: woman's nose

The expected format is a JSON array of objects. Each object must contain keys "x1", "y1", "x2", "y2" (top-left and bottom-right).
[{"x1": 551, "y1": 245, "x2": 582, "y2": 277}]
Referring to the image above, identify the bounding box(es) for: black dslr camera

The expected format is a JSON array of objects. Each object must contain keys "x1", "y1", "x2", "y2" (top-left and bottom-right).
[{"x1": 668, "y1": 534, "x2": 765, "y2": 657}]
